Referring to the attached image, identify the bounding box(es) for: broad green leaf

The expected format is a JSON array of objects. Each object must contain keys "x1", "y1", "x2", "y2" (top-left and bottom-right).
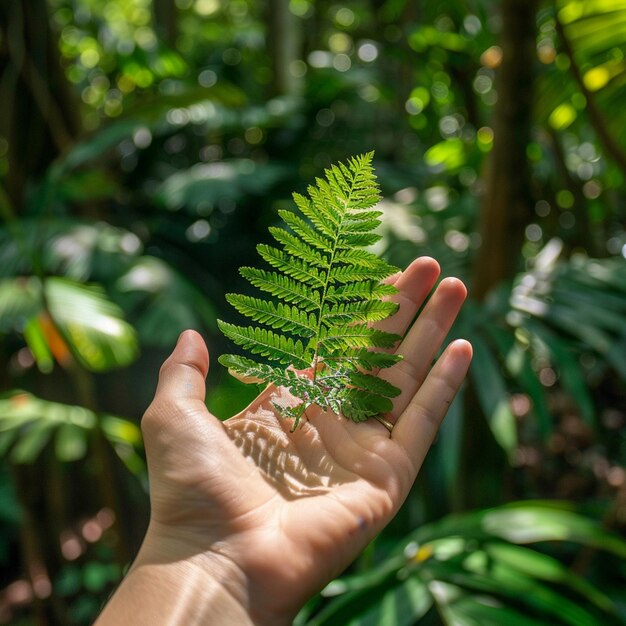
[
  {"x1": 0, "y1": 391, "x2": 145, "y2": 476},
  {"x1": 469, "y1": 334, "x2": 517, "y2": 457},
  {"x1": 0, "y1": 392, "x2": 96, "y2": 431},
  {"x1": 10, "y1": 421, "x2": 55, "y2": 464},
  {"x1": 306, "y1": 567, "x2": 403, "y2": 626},
  {"x1": 524, "y1": 320, "x2": 595, "y2": 424},
  {"x1": 116, "y1": 256, "x2": 216, "y2": 346},
  {"x1": 24, "y1": 316, "x2": 55, "y2": 374},
  {"x1": 55, "y1": 423, "x2": 89, "y2": 462},
  {"x1": 100, "y1": 415, "x2": 146, "y2": 477},
  {"x1": 480, "y1": 504, "x2": 626, "y2": 557},
  {"x1": 348, "y1": 577, "x2": 432, "y2": 626},
  {"x1": 424, "y1": 139, "x2": 466, "y2": 172},
  {"x1": 45, "y1": 277, "x2": 139, "y2": 372},
  {"x1": 403, "y1": 502, "x2": 626, "y2": 558},
  {"x1": 436, "y1": 588, "x2": 568, "y2": 626},
  {"x1": 425, "y1": 559, "x2": 601, "y2": 626},
  {"x1": 484, "y1": 542, "x2": 616, "y2": 612}
]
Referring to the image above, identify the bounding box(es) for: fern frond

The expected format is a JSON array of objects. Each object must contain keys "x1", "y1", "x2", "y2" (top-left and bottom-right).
[
  {"x1": 219, "y1": 353, "x2": 292, "y2": 385},
  {"x1": 341, "y1": 218, "x2": 381, "y2": 234},
  {"x1": 293, "y1": 193, "x2": 335, "y2": 238},
  {"x1": 341, "y1": 389, "x2": 395, "y2": 422},
  {"x1": 333, "y1": 248, "x2": 381, "y2": 266},
  {"x1": 218, "y1": 152, "x2": 404, "y2": 428},
  {"x1": 348, "y1": 372, "x2": 401, "y2": 398}
]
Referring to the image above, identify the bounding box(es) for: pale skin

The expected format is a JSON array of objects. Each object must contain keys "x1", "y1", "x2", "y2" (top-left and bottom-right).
[{"x1": 95, "y1": 257, "x2": 472, "y2": 625}]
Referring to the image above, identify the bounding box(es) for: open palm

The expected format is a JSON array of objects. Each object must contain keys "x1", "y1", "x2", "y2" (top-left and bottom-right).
[{"x1": 139, "y1": 257, "x2": 471, "y2": 624}]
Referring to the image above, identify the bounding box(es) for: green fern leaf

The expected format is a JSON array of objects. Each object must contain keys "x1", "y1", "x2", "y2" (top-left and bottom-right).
[
  {"x1": 217, "y1": 321, "x2": 311, "y2": 368},
  {"x1": 218, "y1": 152, "x2": 403, "y2": 429},
  {"x1": 268, "y1": 227, "x2": 329, "y2": 268},
  {"x1": 277, "y1": 209, "x2": 332, "y2": 252},
  {"x1": 325, "y1": 281, "x2": 398, "y2": 302},
  {"x1": 337, "y1": 232, "x2": 382, "y2": 248},
  {"x1": 322, "y1": 301, "x2": 399, "y2": 326},
  {"x1": 225, "y1": 295, "x2": 317, "y2": 337},
  {"x1": 293, "y1": 193, "x2": 336, "y2": 238},
  {"x1": 347, "y1": 372, "x2": 401, "y2": 398},
  {"x1": 257, "y1": 245, "x2": 326, "y2": 286},
  {"x1": 329, "y1": 264, "x2": 393, "y2": 284},
  {"x1": 325, "y1": 349, "x2": 402, "y2": 370},
  {"x1": 239, "y1": 268, "x2": 321, "y2": 311},
  {"x1": 317, "y1": 325, "x2": 399, "y2": 353}
]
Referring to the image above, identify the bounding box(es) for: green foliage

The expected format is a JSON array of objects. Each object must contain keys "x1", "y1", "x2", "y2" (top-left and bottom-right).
[
  {"x1": 0, "y1": 275, "x2": 138, "y2": 373},
  {"x1": 0, "y1": 391, "x2": 144, "y2": 475},
  {"x1": 300, "y1": 502, "x2": 626, "y2": 626},
  {"x1": 460, "y1": 243, "x2": 626, "y2": 459},
  {"x1": 218, "y1": 153, "x2": 402, "y2": 428}
]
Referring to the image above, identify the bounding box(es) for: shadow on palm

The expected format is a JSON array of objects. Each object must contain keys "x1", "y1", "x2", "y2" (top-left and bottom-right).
[{"x1": 224, "y1": 382, "x2": 411, "y2": 507}]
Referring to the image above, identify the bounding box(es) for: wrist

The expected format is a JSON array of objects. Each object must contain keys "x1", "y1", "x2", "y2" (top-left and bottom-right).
[
  {"x1": 101, "y1": 522, "x2": 292, "y2": 626},
  {"x1": 136, "y1": 522, "x2": 250, "y2": 621},
  {"x1": 96, "y1": 521, "x2": 254, "y2": 626}
]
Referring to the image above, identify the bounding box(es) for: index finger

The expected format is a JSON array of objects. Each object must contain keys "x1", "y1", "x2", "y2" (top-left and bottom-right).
[{"x1": 375, "y1": 257, "x2": 441, "y2": 337}]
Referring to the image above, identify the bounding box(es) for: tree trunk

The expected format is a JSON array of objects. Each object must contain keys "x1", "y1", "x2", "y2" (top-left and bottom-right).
[
  {"x1": 267, "y1": 0, "x2": 303, "y2": 97},
  {"x1": 153, "y1": 0, "x2": 178, "y2": 49},
  {"x1": 460, "y1": 0, "x2": 538, "y2": 511},
  {"x1": 0, "y1": 0, "x2": 80, "y2": 210},
  {"x1": 472, "y1": 0, "x2": 538, "y2": 299}
]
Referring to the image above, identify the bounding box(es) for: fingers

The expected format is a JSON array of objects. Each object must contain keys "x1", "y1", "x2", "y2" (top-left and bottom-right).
[
  {"x1": 376, "y1": 257, "x2": 441, "y2": 337},
  {"x1": 142, "y1": 330, "x2": 211, "y2": 432},
  {"x1": 383, "y1": 277, "x2": 467, "y2": 422},
  {"x1": 392, "y1": 339, "x2": 472, "y2": 467}
]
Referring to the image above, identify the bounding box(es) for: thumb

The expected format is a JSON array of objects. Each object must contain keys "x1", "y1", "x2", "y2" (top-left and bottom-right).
[
  {"x1": 154, "y1": 329, "x2": 209, "y2": 403},
  {"x1": 142, "y1": 330, "x2": 211, "y2": 435}
]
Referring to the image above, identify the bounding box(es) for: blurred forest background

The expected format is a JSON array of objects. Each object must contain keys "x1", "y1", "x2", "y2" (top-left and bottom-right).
[{"x1": 0, "y1": 0, "x2": 625, "y2": 623}]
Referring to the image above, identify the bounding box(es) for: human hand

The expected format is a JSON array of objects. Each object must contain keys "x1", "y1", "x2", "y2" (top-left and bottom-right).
[{"x1": 99, "y1": 257, "x2": 471, "y2": 626}]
